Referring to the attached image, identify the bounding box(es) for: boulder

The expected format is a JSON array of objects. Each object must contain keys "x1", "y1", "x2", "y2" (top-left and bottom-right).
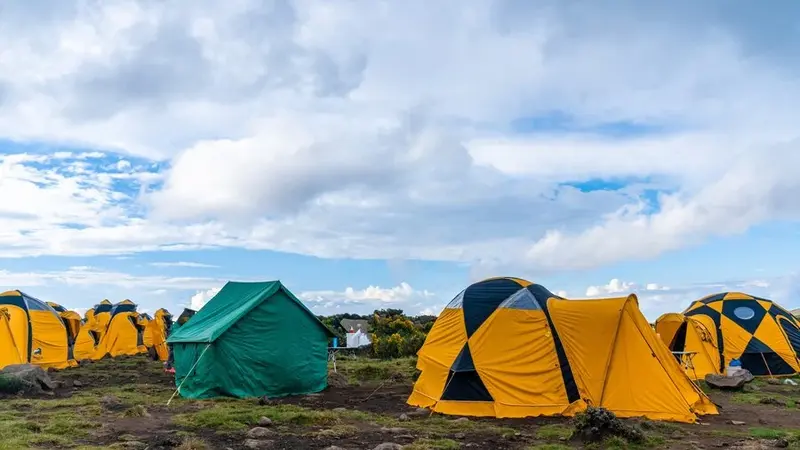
[
  {"x1": 246, "y1": 427, "x2": 274, "y2": 439},
  {"x1": 0, "y1": 364, "x2": 55, "y2": 394},
  {"x1": 705, "y1": 371, "x2": 754, "y2": 391},
  {"x1": 258, "y1": 417, "x2": 273, "y2": 426},
  {"x1": 373, "y1": 444, "x2": 402, "y2": 450},
  {"x1": 243, "y1": 439, "x2": 274, "y2": 448}
]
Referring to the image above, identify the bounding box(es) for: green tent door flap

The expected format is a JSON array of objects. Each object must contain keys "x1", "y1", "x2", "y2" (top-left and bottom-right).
[{"x1": 169, "y1": 281, "x2": 334, "y2": 399}]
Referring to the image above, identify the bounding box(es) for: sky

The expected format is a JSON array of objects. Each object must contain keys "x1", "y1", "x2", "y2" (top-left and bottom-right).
[{"x1": 0, "y1": 0, "x2": 799, "y2": 320}]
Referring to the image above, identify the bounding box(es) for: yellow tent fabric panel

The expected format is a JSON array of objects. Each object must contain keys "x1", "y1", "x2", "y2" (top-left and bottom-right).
[
  {"x1": 752, "y1": 317, "x2": 800, "y2": 374},
  {"x1": 73, "y1": 325, "x2": 104, "y2": 361},
  {"x1": 411, "y1": 308, "x2": 467, "y2": 406},
  {"x1": 470, "y1": 308, "x2": 570, "y2": 417},
  {"x1": 102, "y1": 313, "x2": 147, "y2": 358},
  {"x1": 654, "y1": 313, "x2": 684, "y2": 348},
  {"x1": 0, "y1": 310, "x2": 24, "y2": 369},
  {"x1": 2, "y1": 305, "x2": 29, "y2": 362},
  {"x1": 145, "y1": 309, "x2": 172, "y2": 361},
  {"x1": 655, "y1": 313, "x2": 722, "y2": 380},
  {"x1": 28, "y1": 310, "x2": 70, "y2": 370}
]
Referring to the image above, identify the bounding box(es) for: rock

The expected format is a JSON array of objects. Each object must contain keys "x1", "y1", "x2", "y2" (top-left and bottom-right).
[
  {"x1": 396, "y1": 435, "x2": 416, "y2": 440},
  {"x1": 380, "y1": 427, "x2": 407, "y2": 433},
  {"x1": 246, "y1": 427, "x2": 274, "y2": 438},
  {"x1": 372, "y1": 444, "x2": 402, "y2": 450},
  {"x1": 100, "y1": 395, "x2": 124, "y2": 411},
  {"x1": 73, "y1": 380, "x2": 83, "y2": 387},
  {"x1": 0, "y1": 364, "x2": 55, "y2": 394},
  {"x1": 243, "y1": 439, "x2": 274, "y2": 448},
  {"x1": 397, "y1": 413, "x2": 409, "y2": 421},
  {"x1": 454, "y1": 432, "x2": 466, "y2": 439},
  {"x1": 258, "y1": 416, "x2": 273, "y2": 426},
  {"x1": 744, "y1": 384, "x2": 761, "y2": 392},
  {"x1": 705, "y1": 372, "x2": 753, "y2": 391},
  {"x1": 333, "y1": 407, "x2": 348, "y2": 412},
  {"x1": 258, "y1": 396, "x2": 271, "y2": 405},
  {"x1": 322, "y1": 447, "x2": 346, "y2": 450},
  {"x1": 767, "y1": 378, "x2": 783, "y2": 385},
  {"x1": 453, "y1": 417, "x2": 470, "y2": 422},
  {"x1": 729, "y1": 420, "x2": 746, "y2": 425},
  {"x1": 759, "y1": 397, "x2": 787, "y2": 407},
  {"x1": 408, "y1": 407, "x2": 429, "y2": 417},
  {"x1": 109, "y1": 442, "x2": 147, "y2": 449},
  {"x1": 774, "y1": 438, "x2": 790, "y2": 448}
]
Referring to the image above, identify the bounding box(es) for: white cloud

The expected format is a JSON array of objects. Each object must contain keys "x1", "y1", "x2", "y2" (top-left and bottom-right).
[
  {"x1": 0, "y1": 1, "x2": 797, "y2": 276},
  {"x1": 300, "y1": 282, "x2": 436, "y2": 314},
  {"x1": 585, "y1": 279, "x2": 639, "y2": 297},
  {"x1": 149, "y1": 261, "x2": 219, "y2": 268},
  {"x1": 189, "y1": 287, "x2": 221, "y2": 310}
]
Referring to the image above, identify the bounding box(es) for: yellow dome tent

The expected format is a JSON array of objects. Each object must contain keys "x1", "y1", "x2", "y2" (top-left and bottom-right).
[
  {"x1": 100, "y1": 300, "x2": 147, "y2": 357},
  {"x1": 684, "y1": 292, "x2": 800, "y2": 376},
  {"x1": 144, "y1": 308, "x2": 172, "y2": 361},
  {"x1": 73, "y1": 301, "x2": 112, "y2": 361},
  {"x1": 655, "y1": 313, "x2": 721, "y2": 380},
  {"x1": 0, "y1": 290, "x2": 71, "y2": 370},
  {"x1": 46, "y1": 302, "x2": 82, "y2": 367},
  {"x1": 408, "y1": 277, "x2": 717, "y2": 423}
]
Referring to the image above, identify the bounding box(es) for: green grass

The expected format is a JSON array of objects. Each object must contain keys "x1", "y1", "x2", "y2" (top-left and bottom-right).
[
  {"x1": 405, "y1": 438, "x2": 461, "y2": 450},
  {"x1": 535, "y1": 424, "x2": 573, "y2": 440},
  {"x1": 732, "y1": 392, "x2": 796, "y2": 408},
  {"x1": 172, "y1": 402, "x2": 353, "y2": 431},
  {"x1": 331, "y1": 356, "x2": 418, "y2": 384}
]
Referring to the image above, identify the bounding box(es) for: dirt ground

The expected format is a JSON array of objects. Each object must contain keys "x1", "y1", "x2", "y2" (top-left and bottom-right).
[{"x1": 3, "y1": 356, "x2": 800, "y2": 449}]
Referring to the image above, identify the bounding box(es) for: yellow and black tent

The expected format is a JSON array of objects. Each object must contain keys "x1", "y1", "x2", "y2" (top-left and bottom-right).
[
  {"x1": 655, "y1": 313, "x2": 721, "y2": 380},
  {"x1": 100, "y1": 300, "x2": 147, "y2": 357},
  {"x1": 0, "y1": 290, "x2": 71, "y2": 370},
  {"x1": 684, "y1": 292, "x2": 800, "y2": 376},
  {"x1": 408, "y1": 277, "x2": 717, "y2": 423},
  {"x1": 46, "y1": 302, "x2": 83, "y2": 366},
  {"x1": 72, "y1": 300, "x2": 111, "y2": 361},
  {"x1": 144, "y1": 308, "x2": 172, "y2": 361}
]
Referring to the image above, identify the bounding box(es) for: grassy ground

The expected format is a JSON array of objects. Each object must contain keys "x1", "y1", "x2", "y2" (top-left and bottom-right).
[{"x1": 3, "y1": 357, "x2": 800, "y2": 449}]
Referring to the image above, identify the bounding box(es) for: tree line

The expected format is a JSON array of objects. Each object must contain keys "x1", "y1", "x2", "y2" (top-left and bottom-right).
[{"x1": 317, "y1": 309, "x2": 437, "y2": 359}]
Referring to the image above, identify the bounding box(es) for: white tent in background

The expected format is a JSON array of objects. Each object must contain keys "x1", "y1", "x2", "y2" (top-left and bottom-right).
[{"x1": 341, "y1": 319, "x2": 371, "y2": 348}]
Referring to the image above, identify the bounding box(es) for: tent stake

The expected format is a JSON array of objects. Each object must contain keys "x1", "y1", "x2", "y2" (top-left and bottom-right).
[{"x1": 167, "y1": 343, "x2": 211, "y2": 406}]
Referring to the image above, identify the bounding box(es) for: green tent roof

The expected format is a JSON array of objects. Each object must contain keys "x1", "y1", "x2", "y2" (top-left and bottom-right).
[{"x1": 168, "y1": 280, "x2": 334, "y2": 344}]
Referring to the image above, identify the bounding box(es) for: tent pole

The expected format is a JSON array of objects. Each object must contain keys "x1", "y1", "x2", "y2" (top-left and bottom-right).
[
  {"x1": 167, "y1": 343, "x2": 211, "y2": 406},
  {"x1": 760, "y1": 352, "x2": 774, "y2": 379}
]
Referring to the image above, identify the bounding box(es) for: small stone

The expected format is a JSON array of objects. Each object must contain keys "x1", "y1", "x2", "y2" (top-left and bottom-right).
[
  {"x1": 258, "y1": 417, "x2": 273, "y2": 426},
  {"x1": 408, "y1": 407, "x2": 429, "y2": 416},
  {"x1": 453, "y1": 417, "x2": 470, "y2": 422},
  {"x1": 246, "y1": 427, "x2": 274, "y2": 438},
  {"x1": 73, "y1": 380, "x2": 83, "y2": 387},
  {"x1": 767, "y1": 378, "x2": 783, "y2": 385},
  {"x1": 395, "y1": 435, "x2": 415, "y2": 440},
  {"x1": 380, "y1": 427, "x2": 407, "y2": 433},
  {"x1": 372, "y1": 444, "x2": 402, "y2": 450},
  {"x1": 454, "y1": 433, "x2": 466, "y2": 439},
  {"x1": 397, "y1": 413, "x2": 409, "y2": 421},
  {"x1": 243, "y1": 439, "x2": 274, "y2": 449},
  {"x1": 729, "y1": 420, "x2": 746, "y2": 425},
  {"x1": 322, "y1": 447, "x2": 346, "y2": 450},
  {"x1": 333, "y1": 407, "x2": 348, "y2": 412},
  {"x1": 775, "y1": 438, "x2": 790, "y2": 448}
]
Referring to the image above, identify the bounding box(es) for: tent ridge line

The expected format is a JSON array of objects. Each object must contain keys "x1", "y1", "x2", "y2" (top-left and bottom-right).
[{"x1": 597, "y1": 297, "x2": 629, "y2": 406}]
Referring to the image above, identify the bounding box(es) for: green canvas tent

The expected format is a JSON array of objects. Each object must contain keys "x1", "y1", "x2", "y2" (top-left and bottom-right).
[{"x1": 167, "y1": 281, "x2": 334, "y2": 399}]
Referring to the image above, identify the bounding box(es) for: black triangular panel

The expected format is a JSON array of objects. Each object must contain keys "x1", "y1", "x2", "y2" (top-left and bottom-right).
[
  {"x1": 452, "y1": 343, "x2": 475, "y2": 372},
  {"x1": 441, "y1": 370, "x2": 493, "y2": 401},
  {"x1": 739, "y1": 352, "x2": 795, "y2": 376},
  {"x1": 743, "y1": 336, "x2": 772, "y2": 354}
]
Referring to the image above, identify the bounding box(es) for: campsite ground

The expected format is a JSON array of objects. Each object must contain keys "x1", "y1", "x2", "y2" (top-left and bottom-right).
[{"x1": 3, "y1": 357, "x2": 800, "y2": 449}]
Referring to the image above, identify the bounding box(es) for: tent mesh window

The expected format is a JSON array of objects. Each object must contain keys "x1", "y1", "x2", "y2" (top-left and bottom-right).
[
  {"x1": 444, "y1": 291, "x2": 465, "y2": 309},
  {"x1": 498, "y1": 288, "x2": 542, "y2": 310}
]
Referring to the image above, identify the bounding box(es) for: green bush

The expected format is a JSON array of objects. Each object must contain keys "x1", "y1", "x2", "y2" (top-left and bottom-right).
[{"x1": 0, "y1": 374, "x2": 24, "y2": 395}]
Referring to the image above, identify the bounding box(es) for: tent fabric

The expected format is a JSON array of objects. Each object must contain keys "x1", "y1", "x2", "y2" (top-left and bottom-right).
[
  {"x1": 0, "y1": 310, "x2": 24, "y2": 368},
  {"x1": 145, "y1": 308, "x2": 173, "y2": 361},
  {"x1": 655, "y1": 313, "x2": 721, "y2": 380},
  {"x1": 408, "y1": 278, "x2": 717, "y2": 423},
  {"x1": 100, "y1": 300, "x2": 147, "y2": 358},
  {"x1": 46, "y1": 302, "x2": 82, "y2": 366},
  {"x1": 168, "y1": 281, "x2": 334, "y2": 399},
  {"x1": 684, "y1": 292, "x2": 800, "y2": 376},
  {"x1": 0, "y1": 290, "x2": 71, "y2": 370}
]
